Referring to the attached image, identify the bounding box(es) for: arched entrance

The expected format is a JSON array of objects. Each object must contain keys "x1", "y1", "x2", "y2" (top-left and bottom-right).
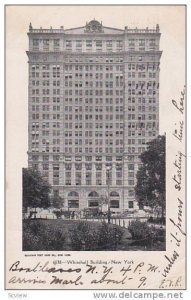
[
  {"x1": 110, "y1": 191, "x2": 120, "y2": 208},
  {"x1": 67, "y1": 191, "x2": 79, "y2": 208},
  {"x1": 87, "y1": 191, "x2": 99, "y2": 208}
]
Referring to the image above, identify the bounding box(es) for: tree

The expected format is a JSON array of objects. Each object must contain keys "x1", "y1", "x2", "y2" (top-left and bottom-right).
[
  {"x1": 99, "y1": 195, "x2": 108, "y2": 212},
  {"x1": 51, "y1": 195, "x2": 64, "y2": 209},
  {"x1": 135, "y1": 135, "x2": 166, "y2": 217},
  {"x1": 23, "y1": 167, "x2": 51, "y2": 211}
]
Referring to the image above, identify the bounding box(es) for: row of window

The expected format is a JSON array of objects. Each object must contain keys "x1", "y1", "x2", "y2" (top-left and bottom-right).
[
  {"x1": 32, "y1": 121, "x2": 157, "y2": 131},
  {"x1": 127, "y1": 147, "x2": 146, "y2": 154},
  {"x1": 31, "y1": 89, "x2": 124, "y2": 96},
  {"x1": 31, "y1": 147, "x2": 124, "y2": 154},
  {"x1": 32, "y1": 124, "x2": 123, "y2": 132},
  {"x1": 33, "y1": 38, "x2": 156, "y2": 46},
  {"x1": 31, "y1": 104, "x2": 156, "y2": 113},
  {"x1": 31, "y1": 112, "x2": 157, "y2": 120},
  {"x1": 32, "y1": 38, "x2": 123, "y2": 49},
  {"x1": 31, "y1": 61, "x2": 158, "y2": 71},
  {"x1": 37, "y1": 123, "x2": 121, "y2": 131},
  {"x1": 31, "y1": 88, "x2": 158, "y2": 96},
  {"x1": 50, "y1": 165, "x2": 124, "y2": 172},
  {"x1": 31, "y1": 81, "x2": 123, "y2": 88},
  {"x1": 50, "y1": 199, "x2": 134, "y2": 209},
  {"x1": 128, "y1": 131, "x2": 157, "y2": 137},
  {"x1": 31, "y1": 154, "x2": 124, "y2": 161},
  {"x1": 47, "y1": 163, "x2": 123, "y2": 170},
  {"x1": 31, "y1": 68, "x2": 124, "y2": 78},
  {"x1": 31, "y1": 79, "x2": 158, "y2": 87},
  {"x1": 32, "y1": 38, "x2": 157, "y2": 52},
  {"x1": 31, "y1": 97, "x2": 156, "y2": 105},
  {"x1": 128, "y1": 63, "x2": 159, "y2": 70},
  {"x1": 31, "y1": 97, "x2": 124, "y2": 104},
  {"x1": 31, "y1": 63, "x2": 123, "y2": 72},
  {"x1": 128, "y1": 97, "x2": 156, "y2": 103},
  {"x1": 67, "y1": 199, "x2": 123, "y2": 209},
  {"x1": 33, "y1": 130, "x2": 155, "y2": 138},
  {"x1": 32, "y1": 140, "x2": 124, "y2": 148}
]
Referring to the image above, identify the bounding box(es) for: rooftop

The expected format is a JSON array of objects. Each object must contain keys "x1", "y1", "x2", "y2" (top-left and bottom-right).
[{"x1": 28, "y1": 20, "x2": 160, "y2": 34}]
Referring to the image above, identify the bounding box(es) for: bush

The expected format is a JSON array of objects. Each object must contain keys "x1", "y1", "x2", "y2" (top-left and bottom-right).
[
  {"x1": 150, "y1": 226, "x2": 166, "y2": 243},
  {"x1": 128, "y1": 220, "x2": 151, "y2": 245},
  {"x1": 98, "y1": 222, "x2": 123, "y2": 250},
  {"x1": 69, "y1": 221, "x2": 99, "y2": 250},
  {"x1": 148, "y1": 216, "x2": 154, "y2": 223},
  {"x1": 23, "y1": 220, "x2": 66, "y2": 251},
  {"x1": 148, "y1": 216, "x2": 166, "y2": 225},
  {"x1": 69, "y1": 221, "x2": 124, "y2": 250},
  {"x1": 23, "y1": 226, "x2": 44, "y2": 251},
  {"x1": 53, "y1": 210, "x2": 63, "y2": 219},
  {"x1": 128, "y1": 220, "x2": 166, "y2": 247}
]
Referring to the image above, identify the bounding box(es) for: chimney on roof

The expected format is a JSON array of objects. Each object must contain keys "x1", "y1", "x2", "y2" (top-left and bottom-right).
[{"x1": 29, "y1": 22, "x2": 33, "y2": 31}]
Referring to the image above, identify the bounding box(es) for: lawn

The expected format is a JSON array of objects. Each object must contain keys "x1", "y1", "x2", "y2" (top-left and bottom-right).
[{"x1": 23, "y1": 219, "x2": 165, "y2": 251}]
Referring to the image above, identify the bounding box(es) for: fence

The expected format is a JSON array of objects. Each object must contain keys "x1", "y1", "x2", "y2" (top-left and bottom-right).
[
  {"x1": 82, "y1": 217, "x2": 165, "y2": 229},
  {"x1": 83, "y1": 217, "x2": 148, "y2": 228}
]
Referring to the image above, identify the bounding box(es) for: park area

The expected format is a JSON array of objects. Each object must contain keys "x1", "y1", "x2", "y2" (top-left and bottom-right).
[{"x1": 23, "y1": 218, "x2": 165, "y2": 251}]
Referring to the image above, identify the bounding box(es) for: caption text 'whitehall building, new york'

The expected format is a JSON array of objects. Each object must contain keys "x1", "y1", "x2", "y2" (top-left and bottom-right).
[{"x1": 27, "y1": 20, "x2": 162, "y2": 212}]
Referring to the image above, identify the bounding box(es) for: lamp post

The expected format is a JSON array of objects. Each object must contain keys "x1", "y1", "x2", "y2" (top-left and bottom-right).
[
  {"x1": 67, "y1": 202, "x2": 71, "y2": 219},
  {"x1": 106, "y1": 165, "x2": 111, "y2": 224}
]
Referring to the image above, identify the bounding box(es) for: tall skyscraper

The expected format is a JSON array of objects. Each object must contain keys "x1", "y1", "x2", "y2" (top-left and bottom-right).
[{"x1": 27, "y1": 20, "x2": 162, "y2": 212}]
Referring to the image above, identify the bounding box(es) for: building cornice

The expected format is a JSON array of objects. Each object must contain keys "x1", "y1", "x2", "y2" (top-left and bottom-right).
[{"x1": 26, "y1": 50, "x2": 163, "y2": 58}]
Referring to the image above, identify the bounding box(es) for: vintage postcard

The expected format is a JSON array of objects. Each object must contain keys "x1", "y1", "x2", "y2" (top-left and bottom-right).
[{"x1": 5, "y1": 5, "x2": 186, "y2": 290}]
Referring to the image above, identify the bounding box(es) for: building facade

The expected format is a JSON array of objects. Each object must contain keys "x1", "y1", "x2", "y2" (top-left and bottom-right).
[{"x1": 27, "y1": 20, "x2": 162, "y2": 212}]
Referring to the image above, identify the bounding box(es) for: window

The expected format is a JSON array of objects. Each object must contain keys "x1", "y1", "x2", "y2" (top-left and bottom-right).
[
  {"x1": 68, "y1": 200, "x2": 79, "y2": 208},
  {"x1": 116, "y1": 40, "x2": 123, "y2": 51},
  {"x1": 76, "y1": 40, "x2": 82, "y2": 51},
  {"x1": 128, "y1": 164, "x2": 134, "y2": 171},
  {"x1": 53, "y1": 163, "x2": 59, "y2": 171},
  {"x1": 106, "y1": 40, "x2": 112, "y2": 51},
  {"x1": 86, "y1": 172, "x2": 92, "y2": 185},
  {"x1": 128, "y1": 180, "x2": 134, "y2": 185},
  {"x1": 75, "y1": 172, "x2": 81, "y2": 185},
  {"x1": 128, "y1": 201, "x2": 134, "y2": 208},
  {"x1": 65, "y1": 179, "x2": 71, "y2": 186},
  {"x1": 96, "y1": 40, "x2": 102, "y2": 51},
  {"x1": 96, "y1": 156, "x2": 102, "y2": 161},
  {"x1": 85, "y1": 156, "x2": 92, "y2": 161},
  {"x1": 68, "y1": 191, "x2": 78, "y2": 197},
  {"x1": 33, "y1": 39, "x2": 39, "y2": 49},
  {"x1": 128, "y1": 190, "x2": 135, "y2": 197},
  {"x1": 149, "y1": 39, "x2": 156, "y2": 50},
  {"x1": 66, "y1": 40, "x2": 72, "y2": 50},
  {"x1": 129, "y1": 39, "x2": 135, "y2": 45},
  {"x1": 76, "y1": 40, "x2": 82, "y2": 47},
  {"x1": 42, "y1": 155, "x2": 48, "y2": 162},
  {"x1": 85, "y1": 163, "x2": 92, "y2": 170},
  {"x1": 52, "y1": 155, "x2": 59, "y2": 161},
  {"x1": 128, "y1": 171, "x2": 134, "y2": 178},
  {"x1": 95, "y1": 164, "x2": 102, "y2": 170},
  {"x1": 88, "y1": 201, "x2": 98, "y2": 207},
  {"x1": 43, "y1": 39, "x2": 49, "y2": 51},
  {"x1": 86, "y1": 40, "x2": 92, "y2": 48},
  {"x1": 110, "y1": 200, "x2": 119, "y2": 208},
  {"x1": 32, "y1": 155, "x2": 39, "y2": 161},
  {"x1": 54, "y1": 39, "x2": 60, "y2": 49}
]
